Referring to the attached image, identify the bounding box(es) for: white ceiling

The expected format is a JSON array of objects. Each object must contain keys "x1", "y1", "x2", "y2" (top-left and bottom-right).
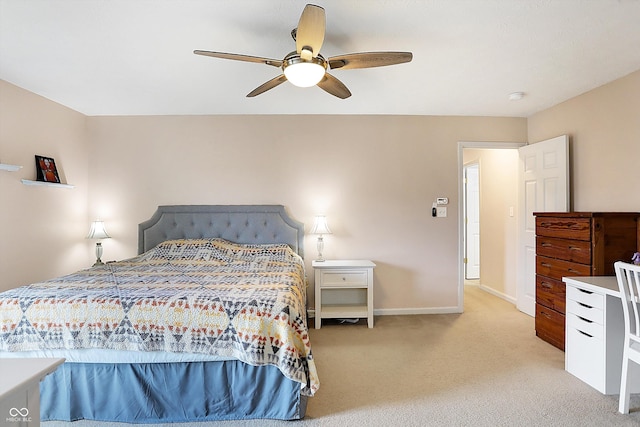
[{"x1": 1, "y1": 0, "x2": 639, "y2": 117}]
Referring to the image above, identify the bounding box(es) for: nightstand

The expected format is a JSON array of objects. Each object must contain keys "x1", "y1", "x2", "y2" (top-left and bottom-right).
[{"x1": 313, "y1": 260, "x2": 376, "y2": 329}]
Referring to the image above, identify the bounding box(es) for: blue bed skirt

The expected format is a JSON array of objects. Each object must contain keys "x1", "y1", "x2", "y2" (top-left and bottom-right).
[{"x1": 40, "y1": 361, "x2": 307, "y2": 423}]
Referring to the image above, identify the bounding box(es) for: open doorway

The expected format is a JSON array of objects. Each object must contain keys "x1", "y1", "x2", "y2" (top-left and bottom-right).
[
  {"x1": 464, "y1": 162, "x2": 480, "y2": 281},
  {"x1": 457, "y1": 142, "x2": 525, "y2": 312}
]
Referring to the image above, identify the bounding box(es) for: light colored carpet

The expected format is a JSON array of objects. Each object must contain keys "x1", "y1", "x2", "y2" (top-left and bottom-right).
[{"x1": 43, "y1": 286, "x2": 640, "y2": 426}]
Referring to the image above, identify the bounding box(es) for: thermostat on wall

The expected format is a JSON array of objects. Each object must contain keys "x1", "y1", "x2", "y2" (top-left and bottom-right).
[{"x1": 436, "y1": 197, "x2": 448, "y2": 205}]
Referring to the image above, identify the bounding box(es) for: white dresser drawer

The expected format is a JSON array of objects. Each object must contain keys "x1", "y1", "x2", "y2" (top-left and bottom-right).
[
  {"x1": 567, "y1": 312, "x2": 604, "y2": 340},
  {"x1": 566, "y1": 298, "x2": 604, "y2": 325},
  {"x1": 320, "y1": 270, "x2": 368, "y2": 287},
  {"x1": 566, "y1": 285, "x2": 604, "y2": 309}
]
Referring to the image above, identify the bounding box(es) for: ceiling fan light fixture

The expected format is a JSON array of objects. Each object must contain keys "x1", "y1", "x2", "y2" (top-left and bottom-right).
[{"x1": 283, "y1": 54, "x2": 326, "y2": 87}]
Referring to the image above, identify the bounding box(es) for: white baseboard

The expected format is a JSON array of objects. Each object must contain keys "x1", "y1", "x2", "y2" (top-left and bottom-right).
[
  {"x1": 374, "y1": 307, "x2": 461, "y2": 315},
  {"x1": 307, "y1": 306, "x2": 461, "y2": 318},
  {"x1": 478, "y1": 284, "x2": 516, "y2": 305},
  {"x1": 307, "y1": 285, "x2": 515, "y2": 318}
]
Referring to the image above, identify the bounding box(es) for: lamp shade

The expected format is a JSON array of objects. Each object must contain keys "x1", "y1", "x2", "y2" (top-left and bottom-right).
[
  {"x1": 86, "y1": 220, "x2": 111, "y2": 240},
  {"x1": 310, "y1": 215, "x2": 332, "y2": 235}
]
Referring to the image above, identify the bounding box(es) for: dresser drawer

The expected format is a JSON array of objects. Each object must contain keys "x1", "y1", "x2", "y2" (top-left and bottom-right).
[
  {"x1": 536, "y1": 217, "x2": 591, "y2": 241},
  {"x1": 536, "y1": 256, "x2": 591, "y2": 280},
  {"x1": 536, "y1": 236, "x2": 591, "y2": 264},
  {"x1": 319, "y1": 270, "x2": 368, "y2": 287},
  {"x1": 536, "y1": 275, "x2": 566, "y2": 313},
  {"x1": 566, "y1": 298, "x2": 604, "y2": 325},
  {"x1": 566, "y1": 285, "x2": 604, "y2": 310},
  {"x1": 535, "y1": 303, "x2": 565, "y2": 351}
]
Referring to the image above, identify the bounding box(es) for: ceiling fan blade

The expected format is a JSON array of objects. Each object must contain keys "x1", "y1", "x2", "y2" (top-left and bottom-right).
[
  {"x1": 246, "y1": 74, "x2": 288, "y2": 97},
  {"x1": 296, "y1": 4, "x2": 325, "y2": 61},
  {"x1": 328, "y1": 52, "x2": 413, "y2": 70},
  {"x1": 316, "y1": 73, "x2": 351, "y2": 99},
  {"x1": 194, "y1": 50, "x2": 282, "y2": 68}
]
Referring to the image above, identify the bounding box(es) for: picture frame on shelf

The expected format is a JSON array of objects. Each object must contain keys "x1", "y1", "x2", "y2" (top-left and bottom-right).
[{"x1": 35, "y1": 155, "x2": 60, "y2": 183}]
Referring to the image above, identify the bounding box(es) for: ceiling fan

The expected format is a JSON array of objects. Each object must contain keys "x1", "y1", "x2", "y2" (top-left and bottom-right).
[{"x1": 194, "y1": 4, "x2": 413, "y2": 99}]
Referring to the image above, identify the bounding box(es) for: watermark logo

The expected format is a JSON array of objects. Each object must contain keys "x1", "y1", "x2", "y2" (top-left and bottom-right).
[
  {"x1": 9, "y1": 409, "x2": 28, "y2": 417},
  {"x1": 6, "y1": 407, "x2": 32, "y2": 423}
]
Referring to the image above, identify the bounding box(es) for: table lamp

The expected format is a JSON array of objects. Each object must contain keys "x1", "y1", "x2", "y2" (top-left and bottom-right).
[
  {"x1": 86, "y1": 220, "x2": 111, "y2": 266},
  {"x1": 310, "y1": 215, "x2": 332, "y2": 261}
]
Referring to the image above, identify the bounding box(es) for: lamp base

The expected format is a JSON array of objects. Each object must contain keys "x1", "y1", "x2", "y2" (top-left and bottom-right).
[
  {"x1": 93, "y1": 242, "x2": 104, "y2": 267},
  {"x1": 316, "y1": 236, "x2": 326, "y2": 262}
]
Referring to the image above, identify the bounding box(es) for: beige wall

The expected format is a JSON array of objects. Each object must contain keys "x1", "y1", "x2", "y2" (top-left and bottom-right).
[
  {"x1": 86, "y1": 115, "x2": 526, "y2": 312},
  {"x1": 528, "y1": 69, "x2": 640, "y2": 211},
  {"x1": 0, "y1": 81, "x2": 89, "y2": 291},
  {"x1": 2, "y1": 67, "x2": 637, "y2": 311},
  {"x1": 463, "y1": 148, "x2": 519, "y2": 301}
]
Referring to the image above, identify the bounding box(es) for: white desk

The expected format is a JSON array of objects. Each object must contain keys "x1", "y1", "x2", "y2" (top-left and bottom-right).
[
  {"x1": 0, "y1": 358, "x2": 65, "y2": 426},
  {"x1": 563, "y1": 276, "x2": 640, "y2": 395}
]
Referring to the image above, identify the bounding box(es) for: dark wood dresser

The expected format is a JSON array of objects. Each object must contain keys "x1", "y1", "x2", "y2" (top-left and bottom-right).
[{"x1": 534, "y1": 212, "x2": 640, "y2": 350}]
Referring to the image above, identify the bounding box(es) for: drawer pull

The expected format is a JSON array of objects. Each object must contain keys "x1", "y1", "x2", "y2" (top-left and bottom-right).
[
  {"x1": 541, "y1": 263, "x2": 551, "y2": 268},
  {"x1": 577, "y1": 316, "x2": 593, "y2": 323},
  {"x1": 578, "y1": 330, "x2": 593, "y2": 338},
  {"x1": 568, "y1": 268, "x2": 581, "y2": 274},
  {"x1": 541, "y1": 281, "x2": 553, "y2": 289},
  {"x1": 568, "y1": 246, "x2": 581, "y2": 251},
  {"x1": 342, "y1": 277, "x2": 346, "y2": 281},
  {"x1": 578, "y1": 289, "x2": 593, "y2": 295},
  {"x1": 539, "y1": 310, "x2": 552, "y2": 319},
  {"x1": 541, "y1": 242, "x2": 552, "y2": 247},
  {"x1": 578, "y1": 302, "x2": 593, "y2": 309}
]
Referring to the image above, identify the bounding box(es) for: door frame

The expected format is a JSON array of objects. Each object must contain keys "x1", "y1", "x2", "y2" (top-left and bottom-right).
[{"x1": 457, "y1": 141, "x2": 525, "y2": 312}]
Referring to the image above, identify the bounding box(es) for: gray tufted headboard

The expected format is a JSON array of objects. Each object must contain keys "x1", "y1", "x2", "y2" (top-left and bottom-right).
[{"x1": 138, "y1": 205, "x2": 304, "y2": 258}]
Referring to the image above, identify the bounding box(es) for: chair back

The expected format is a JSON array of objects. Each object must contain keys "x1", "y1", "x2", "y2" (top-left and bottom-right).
[{"x1": 615, "y1": 261, "x2": 640, "y2": 346}]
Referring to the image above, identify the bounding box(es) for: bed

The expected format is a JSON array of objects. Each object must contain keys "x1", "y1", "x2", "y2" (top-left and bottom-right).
[{"x1": 0, "y1": 205, "x2": 318, "y2": 423}]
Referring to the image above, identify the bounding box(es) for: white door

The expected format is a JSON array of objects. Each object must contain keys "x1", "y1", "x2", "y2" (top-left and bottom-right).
[
  {"x1": 516, "y1": 135, "x2": 570, "y2": 316},
  {"x1": 464, "y1": 163, "x2": 480, "y2": 279}
]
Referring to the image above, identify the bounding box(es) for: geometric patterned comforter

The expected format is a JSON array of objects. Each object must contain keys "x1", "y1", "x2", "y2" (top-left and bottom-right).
[{"x1": 0, "y1": 238, "x2": 319, "y2": 396}]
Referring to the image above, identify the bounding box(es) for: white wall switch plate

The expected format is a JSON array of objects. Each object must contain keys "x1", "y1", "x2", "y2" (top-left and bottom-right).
[{"x1": 436, "y1": 197, "x2": 449, "y2": 205}]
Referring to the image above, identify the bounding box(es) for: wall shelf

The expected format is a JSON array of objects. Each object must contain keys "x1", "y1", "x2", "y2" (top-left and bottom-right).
[
  {"x1": 0, "y1": 163, "x2": 22, "y2": 172},
  {"x1": 21, "y1": 179, "x2": 75, "y2": 189}
]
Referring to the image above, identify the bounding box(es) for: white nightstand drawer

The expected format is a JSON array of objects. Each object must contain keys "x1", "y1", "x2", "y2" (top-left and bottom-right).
[
  {"x1": 567, "y1": 285, "x2": 604, "y2": 309},
  {"x1": 320, "y1": 271, "x2": 368, "y2": 287},
  {"x1": 566, "y1": 298, "x2": 604, "y2": 325}
]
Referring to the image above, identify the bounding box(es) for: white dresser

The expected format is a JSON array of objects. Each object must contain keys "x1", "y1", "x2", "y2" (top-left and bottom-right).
[{"x1": 563, "y1": 276, "x2": 640, "y2": 394}]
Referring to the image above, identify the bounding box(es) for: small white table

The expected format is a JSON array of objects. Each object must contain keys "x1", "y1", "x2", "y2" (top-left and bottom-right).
[
  {"x1": 313, "y1": 260, "x2": 376, "y2": 329},
  {"x1": 563, "y1": 276, "x2": 640, "y2": 395},
  {"x1": 0, "y1": 358, "x2": 65, "y2": 427}
]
